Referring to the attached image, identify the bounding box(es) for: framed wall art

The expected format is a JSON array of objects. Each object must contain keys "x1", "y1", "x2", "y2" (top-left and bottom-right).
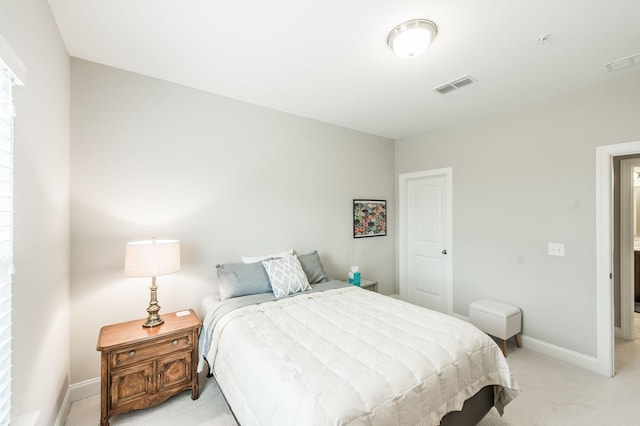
[{"x1": 353, "y1": 199, "x2": 387, "y2": 238}]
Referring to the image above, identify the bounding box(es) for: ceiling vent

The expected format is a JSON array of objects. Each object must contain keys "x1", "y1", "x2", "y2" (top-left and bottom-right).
[
  {"x1": 605, "y1": 54, "x2": 640, "y2": 72},
  {"x1": 433, "y1": 75, "x2": 476, "y2": 95}
]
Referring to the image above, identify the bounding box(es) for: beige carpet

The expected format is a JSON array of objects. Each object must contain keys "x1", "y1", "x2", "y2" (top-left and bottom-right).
[
  {"x1": 66, "y1": 324, "x2": 640, "y2": 425},
  {"x1": 65, "y1": 371, "x2": 237, "y2": 426}
]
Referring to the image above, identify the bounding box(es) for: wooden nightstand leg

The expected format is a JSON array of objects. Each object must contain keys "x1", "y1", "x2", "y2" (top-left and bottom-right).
[
  {"x1": 100, "y1": 392, "x2": 110, "y2": 425},
  {"x1": 192, "y1": 340, "x2": 200, "y2": 400},
  {"x1": 192, "y1": 383, "x2": 200, "y2": 400},
  {"x1": 100, "y1": 352, "x2": 110, "y2": 426}
]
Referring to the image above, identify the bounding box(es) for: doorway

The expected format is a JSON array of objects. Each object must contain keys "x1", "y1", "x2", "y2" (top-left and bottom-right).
[
  {"x1": 596, "y1": 140, "x2": 640, "y2": 378},
  {"x1": 618, "y1": 158, "x2": 640, "y2": 341}
]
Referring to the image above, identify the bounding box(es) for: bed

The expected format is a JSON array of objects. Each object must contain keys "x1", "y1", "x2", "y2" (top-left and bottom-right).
[{"x1": 198, "y1": 269, "x2": 520, "y2": 426}]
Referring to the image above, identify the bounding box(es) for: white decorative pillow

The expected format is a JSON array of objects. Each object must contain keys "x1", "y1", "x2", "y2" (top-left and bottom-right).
[
  {"x1": 262, "y1": 255, "x2": 311, "y2": 299},
  {"x1": 241, "y1": 249, "x2": 293, "y2": 264}
]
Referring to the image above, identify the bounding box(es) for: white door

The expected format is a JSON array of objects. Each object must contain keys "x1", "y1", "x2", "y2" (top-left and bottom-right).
[{"x1": 399, "y1": 169, "x2": 452, "y2": 313}]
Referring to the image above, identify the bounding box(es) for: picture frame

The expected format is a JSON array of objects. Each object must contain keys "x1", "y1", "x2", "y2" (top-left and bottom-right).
[{"x1": 353, "y1": 199, "x2": 387, "y2": 238}]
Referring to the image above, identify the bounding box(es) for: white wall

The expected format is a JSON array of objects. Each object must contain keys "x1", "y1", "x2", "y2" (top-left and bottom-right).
[
  {"x1": 395, "y1": 71, "x2": 640, "y2": 358},
  {"x1": 0, "y1": 0, "x2": 70, "y2": 424},
  {"x1": 70, "y1": 59, "x2": 395, "y2": 384}
]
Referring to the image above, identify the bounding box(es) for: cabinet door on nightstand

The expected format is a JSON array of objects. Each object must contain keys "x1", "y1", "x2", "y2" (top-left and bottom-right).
[
  {"x1": 111, "y1": 362, "x2": 154, "y2": 409},
  {"x1": 157, "y1": 350, "x2": 192, "y2": 392}
]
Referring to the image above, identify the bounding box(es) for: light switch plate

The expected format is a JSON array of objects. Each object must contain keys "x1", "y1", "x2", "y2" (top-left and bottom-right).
[{"x1": 548, "y1": 243, "x2": 565, "y2": 256}]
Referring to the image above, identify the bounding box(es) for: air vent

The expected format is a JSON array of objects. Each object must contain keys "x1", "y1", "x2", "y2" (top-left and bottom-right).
[
  {"x1": 433, "y1": 75, "x2": 476, "y2": 95},
  {"x1": 605, "y1": 54, "x2": 640, "y2": 72}
]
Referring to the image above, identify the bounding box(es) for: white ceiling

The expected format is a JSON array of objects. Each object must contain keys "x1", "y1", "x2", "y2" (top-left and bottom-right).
[{"x1": 47, "y1": 0, "x2": 640, "y2": 139}]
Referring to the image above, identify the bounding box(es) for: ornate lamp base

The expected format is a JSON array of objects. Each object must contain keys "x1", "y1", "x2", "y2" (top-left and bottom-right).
[
  {"x1": 143, "y1": 311, "x2": 164, "y2": 328},
  {"x1": 142, "y1": 276, "x2": 164, "y2": 328}
]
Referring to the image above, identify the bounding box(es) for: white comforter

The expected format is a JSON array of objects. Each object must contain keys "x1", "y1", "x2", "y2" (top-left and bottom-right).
[{"x1": 206, "y1": 286, "x2": 519, "y2": 426}]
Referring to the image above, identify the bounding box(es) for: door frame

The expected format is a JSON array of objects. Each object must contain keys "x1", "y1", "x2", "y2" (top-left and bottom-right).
[
  {"x1": 398, "y1": 168, "x2": 453, "y2": 313},
  {"x1": 596, "y1": 140, "x2": 640, "y2": 378},
  {"x1": 619, "y1": 158, "x2": 640, "y2": 340}
]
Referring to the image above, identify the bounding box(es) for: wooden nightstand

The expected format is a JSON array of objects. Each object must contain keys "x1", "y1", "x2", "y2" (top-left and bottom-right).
[{"x1": 96, "y1": 309, "x2": 202, "y2": 426}]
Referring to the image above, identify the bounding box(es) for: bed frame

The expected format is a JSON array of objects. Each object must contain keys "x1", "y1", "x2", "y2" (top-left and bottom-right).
[{"x1": 440, "y1": 385, "x2": 495, "y2": 425}]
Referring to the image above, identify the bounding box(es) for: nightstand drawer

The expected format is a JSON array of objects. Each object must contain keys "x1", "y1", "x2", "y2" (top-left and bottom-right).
[{"x1": 111, "y1": 333, "x2": 193, "y2": 368}]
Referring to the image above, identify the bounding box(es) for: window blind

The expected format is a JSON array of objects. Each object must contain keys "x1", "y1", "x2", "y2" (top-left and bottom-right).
[{"x1": 0, "y1": 60, "x2": 15, "y2": 426}]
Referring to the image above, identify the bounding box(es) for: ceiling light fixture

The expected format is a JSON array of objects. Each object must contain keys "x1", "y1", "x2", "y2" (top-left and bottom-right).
[{"x1": 387, "y1": 19, "x2": 438, "y2": 59}]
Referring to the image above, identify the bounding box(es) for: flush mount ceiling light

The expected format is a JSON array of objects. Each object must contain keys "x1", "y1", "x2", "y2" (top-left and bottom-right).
[{"x1": 387, "y1": 19, "x2": 438, "y2": 59}]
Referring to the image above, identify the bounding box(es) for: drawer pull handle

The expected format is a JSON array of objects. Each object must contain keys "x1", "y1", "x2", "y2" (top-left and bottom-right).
[
  {"x1": 172, "y1": 339, "x2": 178, "y2": 345},
  {"x1": 129, "y1": 350, "x2": 136, "y2": 357}
]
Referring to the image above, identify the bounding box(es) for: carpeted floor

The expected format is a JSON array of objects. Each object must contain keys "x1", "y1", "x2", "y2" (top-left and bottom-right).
[
  {"x1": 65, "y1": 370, "x2": 237, "y2": 426},
  {"x1": 66, "y1": 318, "x2": 640, "y2": 426}
]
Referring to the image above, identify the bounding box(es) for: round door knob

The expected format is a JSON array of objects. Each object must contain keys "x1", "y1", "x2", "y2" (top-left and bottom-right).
[{"x1": 442, "y1": 249, "x2": 447, "y2": 255}]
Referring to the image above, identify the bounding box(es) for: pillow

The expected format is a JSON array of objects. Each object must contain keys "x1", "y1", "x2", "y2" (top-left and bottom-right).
[
  {"x1": 262, "y1": 255, "x2": 311, "y2": 299},
  {"x1": 296, "y1": 251, "x2": 329, "y2": 284},
  {"x1": 216, "y1": 262, "x2": 272, "y2": 300},
  {"x1": 241, "y1": 249, "x2": 293, "y2": 264}
]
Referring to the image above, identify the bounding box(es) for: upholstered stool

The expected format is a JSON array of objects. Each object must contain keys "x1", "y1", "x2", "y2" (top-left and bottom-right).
[{"x1": 469, "y1": 299, "x2": 522, "y2": 357}]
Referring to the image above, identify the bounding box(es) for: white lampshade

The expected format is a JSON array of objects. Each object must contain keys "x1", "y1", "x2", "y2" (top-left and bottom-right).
[
  {"x1": 387, "y1": 19, "x2": 438, "y2": 59},
  {"x1": 124, "y1": 239, "x2": 180, "y2": 278}
]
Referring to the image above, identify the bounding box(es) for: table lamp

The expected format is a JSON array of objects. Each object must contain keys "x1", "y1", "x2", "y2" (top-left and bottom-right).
[{"x1": 124, "y1": 238, "x2": 180, "y2": 327}]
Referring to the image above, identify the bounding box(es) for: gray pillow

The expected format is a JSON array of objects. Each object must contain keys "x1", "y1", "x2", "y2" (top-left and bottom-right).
[
  {"x1": 216, "y1": 262, "x2": 271, "y2": 300},
  {"x1": 296, "y1": 251, "x2": 329, "y2": 284}
]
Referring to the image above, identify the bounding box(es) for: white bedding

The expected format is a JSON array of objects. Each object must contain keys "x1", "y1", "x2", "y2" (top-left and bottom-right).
[{"x1": 202, "y1": 286, "x2": 520, "y2": 426}]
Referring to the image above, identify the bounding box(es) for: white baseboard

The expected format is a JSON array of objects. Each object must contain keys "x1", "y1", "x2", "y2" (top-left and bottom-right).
[
  {"x1": 452, "y1": 312, "x2": 598, "y2": 373},
  {"x1": 54, "y1": 378, "x2": 99, "y2": 426},
  {"x1": 69, "y1": 377, "x2": 101, "y2": 402},
  {"x1": 54, "y1": 390, "x2": 69, "y2": 426},
  {"x1": 519, "y1": 335, "x2": 598, "y2": 372}
]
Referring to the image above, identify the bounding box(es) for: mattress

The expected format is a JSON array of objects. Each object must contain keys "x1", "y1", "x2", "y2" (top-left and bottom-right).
[{"x1": 199, "y1": 282, "x2": 520, "y2": 425}]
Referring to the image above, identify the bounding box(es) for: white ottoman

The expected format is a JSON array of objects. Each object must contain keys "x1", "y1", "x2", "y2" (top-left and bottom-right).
[{"x1": 469, "y1": 299, "x2": 522, "y2": 357}]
